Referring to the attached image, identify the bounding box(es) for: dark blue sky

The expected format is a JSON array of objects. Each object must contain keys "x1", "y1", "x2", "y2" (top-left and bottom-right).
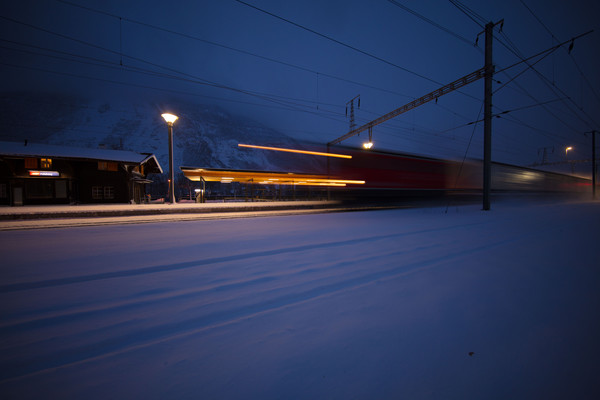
[{"x1": 1, "y1": 0, "x2": 599, "y2": 167}]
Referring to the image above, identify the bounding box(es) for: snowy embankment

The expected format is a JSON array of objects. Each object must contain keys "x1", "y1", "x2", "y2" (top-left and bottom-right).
[{"x1": 0, "y1": 199, "x2": 599, "y2": 399}]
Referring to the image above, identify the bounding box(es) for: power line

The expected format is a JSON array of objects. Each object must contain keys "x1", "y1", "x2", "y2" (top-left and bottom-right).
[
  {"x1": 1, "y1": 7, "x2": 482, "y2": 150},
  {"x1": 386, "y1": 0, "x2": 479, "y2": 48},
  {"x1": 448, "y1": 0, "x2": 598, "y2": 132},
  {"x1": 0, "y1": 15, "x2": 357, "y2": 121},
  {"x1": 519, "y1": 0, "x2": 600, "y2": 105},
  {"x1": 53, "y1": 0, "x2": 419, "y2": 103},
  {"x1": 497, "y1": 29, "x2": 599, "y2": 130},
  {"x1": 50, "y1": 0, "x2": 485, "y2": 118},
  {"x1": 447, "y1": 0, "x2": 487, "y2": 28},
  {"x1": 0, "y1": 61, "x2": 350, "y2": 126},
  {"x1": 1, "y1": 37, "x2": 352, "y2": 116},
  {"x1": 233, "y1": 0, "x2": 445, "y2": 86},
  {"x1": 0, "y1": 40, "x2": 339, "y2": 116}
]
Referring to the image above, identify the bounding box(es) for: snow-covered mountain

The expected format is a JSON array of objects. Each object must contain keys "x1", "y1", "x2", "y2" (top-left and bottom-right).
[{"x1": 0, "y1": 92, "x2": 324, "y2": 175}]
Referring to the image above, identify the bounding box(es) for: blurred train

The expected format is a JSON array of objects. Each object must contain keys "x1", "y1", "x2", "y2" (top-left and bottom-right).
[{"x1": 324, "y1": 146, "x2": 591, "y2": 200}]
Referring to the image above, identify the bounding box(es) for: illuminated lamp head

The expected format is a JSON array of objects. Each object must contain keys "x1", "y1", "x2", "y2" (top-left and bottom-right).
[
  {"x1": 161, "y1": 113, "x2": 178, "y2": 125},
  {"x1": 363, "y1": 141, "x2": 373, "y2": 149}
]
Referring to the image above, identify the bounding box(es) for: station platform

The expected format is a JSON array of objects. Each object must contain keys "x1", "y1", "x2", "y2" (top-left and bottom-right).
[{"x1": 0, "y1": 200, "x2": 343, "y2": 221}]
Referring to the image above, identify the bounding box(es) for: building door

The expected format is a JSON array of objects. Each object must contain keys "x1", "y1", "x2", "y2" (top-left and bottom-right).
[
  {"x1": 56, "y1": 180, "x2": 67, "y2": 199},
  {"x1": 13, "y1": 187, "x2": 23, "y2": 206}
]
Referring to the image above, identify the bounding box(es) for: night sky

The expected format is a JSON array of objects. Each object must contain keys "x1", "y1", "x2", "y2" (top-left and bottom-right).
[{"x1": 1, "y1": 0, "x2": 599, "y2": 166}]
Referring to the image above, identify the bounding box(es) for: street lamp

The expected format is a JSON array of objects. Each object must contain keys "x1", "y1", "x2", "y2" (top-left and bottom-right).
[
  {"x1": 565, "y1": 146, "x2": 573, "y2": 159},
  {"x1": 162, "y1": 113, "x2": 178, "y2": 204},
  {"x1": 363, "y1": 126, "x2": 373, "y2": 149}
]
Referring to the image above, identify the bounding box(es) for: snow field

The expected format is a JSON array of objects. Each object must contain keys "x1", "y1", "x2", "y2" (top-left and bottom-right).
[{"x1": 1, "y1": 199, "x2": 599, "y2": 399}]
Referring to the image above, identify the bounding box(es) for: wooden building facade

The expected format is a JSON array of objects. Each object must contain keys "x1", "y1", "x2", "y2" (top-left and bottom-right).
[{"x1": 0, "y1": 141, "x2": 162, "y2": 206}]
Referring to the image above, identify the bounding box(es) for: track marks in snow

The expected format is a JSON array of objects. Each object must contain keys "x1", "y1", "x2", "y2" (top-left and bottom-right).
[
  {"x1": 0, "y1": 225, "x2": 532, "y2": 383},
  {"x1": 0, "y1": 220, "x2": 487, "y2": 293}
]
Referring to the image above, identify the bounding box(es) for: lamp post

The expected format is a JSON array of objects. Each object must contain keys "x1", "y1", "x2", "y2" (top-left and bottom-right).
[
  {"x1": 565, "y1": 146, "x2": 573, "y2": 159},
  {"x1": 162, "y1": 113, "x2": 178, "y2": 204},
  {"x1": 565, "y1": 146, "x2": 574, "y2": 174},
  {"x1": 363, "y1": 126, "x2": 373, "y2": 149}
]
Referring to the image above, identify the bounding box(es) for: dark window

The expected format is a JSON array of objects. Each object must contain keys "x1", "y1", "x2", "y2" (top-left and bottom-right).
[
  {"x1": 92, "y1": 186, "x2": 103, "y2": 199},
  {"x1": 98, "y1": 161, "x2": 118, "y2": 171},
  {"x1": 92, "y1": 186, "x2": 115, "y2": 200},
  {"x1": 24, "y1": 158, "x2": 37, "y2": 169},
  {"x1": 27, "y1": 180, "x2": 54, "y2": 198},
  {"x1": 104, "y1": 186, "x2": 114, "y2": 199}
]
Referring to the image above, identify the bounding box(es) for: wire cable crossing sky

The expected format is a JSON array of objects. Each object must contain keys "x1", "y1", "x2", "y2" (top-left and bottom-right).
[{"x1": 0, "y1": 0, "x2": 598, "y2": 169}]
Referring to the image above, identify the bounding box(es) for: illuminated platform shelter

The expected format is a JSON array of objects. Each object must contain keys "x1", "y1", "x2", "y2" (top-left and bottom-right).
[{"x1": 180, "y1": 167, "x2": 365, "y2": 187}]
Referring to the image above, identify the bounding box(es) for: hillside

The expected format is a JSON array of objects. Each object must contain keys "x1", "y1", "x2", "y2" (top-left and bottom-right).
[{"x1": 0, "y1": 92, "x2": 324, "y2": 177}]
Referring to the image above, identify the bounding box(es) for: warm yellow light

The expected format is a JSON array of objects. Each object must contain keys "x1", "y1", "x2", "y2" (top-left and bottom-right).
[
  {"x1": 305, "y1": 179, "x2": 365, "y2": 184},
  {"x1": 181, "y1": 167, "x2": 366, "y2": 187},
  {"x1": 161, "y1": 113, "x2": 179, "y2": 125},
  {"x1": 238, "y1": 144, "x2": 352, "y2": 159},
  {"x1": 363, "y1": 141, "x2": 373, "y2": 149}
]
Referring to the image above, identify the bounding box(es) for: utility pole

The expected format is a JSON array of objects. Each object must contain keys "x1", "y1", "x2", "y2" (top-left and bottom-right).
[
  {"x1": 345, "y1": 95, "x2": 360, "y2": 133},
  {"x1": 537, "y1": 146, "x2": 554, "y2": 165},
  {"x1": 594, "y1": 131, "x2": 597, "y2": 199},
  {"x1": 587, "y1": 130, "x2": 598, "y2": 199},
  {"x1": 483, "y1": 21, "x2": 495, "y2": 211}
]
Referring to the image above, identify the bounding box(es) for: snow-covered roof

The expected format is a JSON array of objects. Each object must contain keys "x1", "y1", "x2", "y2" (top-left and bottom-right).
[{"x1": 0, "y1": 141, "x2": 163, "y2": 173}]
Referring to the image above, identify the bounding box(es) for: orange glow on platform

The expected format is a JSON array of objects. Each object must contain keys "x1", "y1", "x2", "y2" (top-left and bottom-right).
[
  {"x1": 238, "y1": 144, "x2": 352, "y2": 159},
  {"x1": 181, "y1": 167, "x2": 365, "y2": 187}
]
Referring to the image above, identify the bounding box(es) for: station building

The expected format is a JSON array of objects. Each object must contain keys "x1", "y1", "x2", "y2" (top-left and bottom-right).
[{"x1": 0, "y1": 141, "x2": 162, "y2": 206}]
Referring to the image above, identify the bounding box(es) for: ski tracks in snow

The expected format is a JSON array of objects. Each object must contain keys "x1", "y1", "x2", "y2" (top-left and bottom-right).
[{"x1": 0, "y1": 207, "x2": 564, "y2": 383}]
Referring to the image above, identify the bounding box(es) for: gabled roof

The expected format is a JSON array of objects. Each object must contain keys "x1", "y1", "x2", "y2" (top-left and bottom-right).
[{"x1": 0, "y1": 141, "x2": 163, "y2": 173}]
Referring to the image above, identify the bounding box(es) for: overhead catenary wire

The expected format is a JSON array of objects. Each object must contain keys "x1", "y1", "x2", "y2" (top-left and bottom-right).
[
  {"x1": 386, "y1": 0, "x2": 479, "y2": 49},
  {"x1": 449, "y1": 7, "x2": 592, "y2": 138},
  {"x1": 497, "y1": 29, "x2": 599, "y2": 130},
  {"x1": 0, "y1": 39, "x2": 350, "y2": 114},
  {"x1": 2, "y1": 0, "x2": 595, "y2": 166},
  {"x1": 0, "y1": 4, "x2": 483, "y2": 151},
  {"x1": 448, "y1": 0, "x2": 487, "y2": 28},
  {"x1": 53, "y1": 0, "x2": 418, "y2": 103},
  {"x1": 519, "y1": 0, "x2": 600, "y2": 105},
  {"x1": 53, "y1": 0, "x2": 490, "y2": 126},
  {"x1": 28, "y1": 1, "x2": 486, "y2": 128},
  {"x1": 233, "y1": 0, "x2": 594, "y2": 150},
  {"x1": 448, "y1": 0, "x2": 598, "y2": 133},
  {"x1": 233, "y1": 0, "x2": 462, "y2": 88},
  {"x1": 0, "y1": 61, "x2": 351, "y2": 126},
  {"x1": 0, "y1": 15, "x2": 357, "y2": 122}
]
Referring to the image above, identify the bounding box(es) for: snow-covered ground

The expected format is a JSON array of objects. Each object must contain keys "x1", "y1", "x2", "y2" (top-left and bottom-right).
[{"x1": 1, "y1": 198, "x2": 599, "y2": 399}]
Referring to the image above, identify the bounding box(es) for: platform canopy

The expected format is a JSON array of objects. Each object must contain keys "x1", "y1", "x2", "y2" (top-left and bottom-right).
[{"x1": 180, "y1": 167, "x2": 364, "y2": 187}]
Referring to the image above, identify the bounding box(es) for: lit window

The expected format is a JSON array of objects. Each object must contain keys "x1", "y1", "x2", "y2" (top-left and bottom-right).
[{"x1": 40, "y1": 158, "x2": 52, "y2": 169}]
